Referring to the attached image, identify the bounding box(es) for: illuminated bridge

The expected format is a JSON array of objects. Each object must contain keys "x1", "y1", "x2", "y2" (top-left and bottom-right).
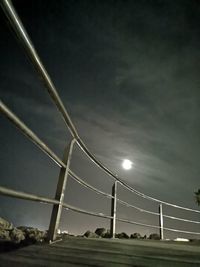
[{"x1": 0, "y1": 0, "x2": 200, "y2": 266}]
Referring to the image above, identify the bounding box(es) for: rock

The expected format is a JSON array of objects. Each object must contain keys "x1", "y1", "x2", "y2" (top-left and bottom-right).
[
  {"x1": 130, "y1": 233, "x2": 141, "y2": 239},
  {"x1": 61, "y1": 233, "x2": 75, "y2": 239},
  {"x1": 102, "y1": 230, "x2": 111, "y2": 238},
  {"x1": 10, "y1": 228, "x2": 25, "y2": 244},
  {"x1": 0, "y1": 217, "x2": 13, "y2": 230},
  {"x1": 149, "y1": 233, "x2": 160, "y2": 240},
  {"x1": 95, "y1": 228, "x2": 107, "y2": 237},
  {"x1": 0, "y1": 229, "x2": 11, "y2": 242},
  {"x1": 0, "y1": 218, "x2": 47, "y2": 249},
  {"x1": 68, "y1": 234, "x2": 75, "y2": 237},
  {"x1": 116, "y1": 232, "x2": 129, "y2": 239},
  {"x1": 84, "y1": 230, "x2": 99, "y2": 238},
  {"x1": 18, "y1": 226, "x2": 46, "y2": 244},
  {"x1": 189, "y1": 239, "x2": 200, "y2": 244}
]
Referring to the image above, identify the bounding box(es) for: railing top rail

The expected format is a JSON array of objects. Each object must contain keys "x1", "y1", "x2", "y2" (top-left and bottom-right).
[
  {"x1": 0, "y1": 0, "x2": 78, "y2": 140},
  {"x1": 1, "y1": 0, "x2": 200, "y2": 214}
]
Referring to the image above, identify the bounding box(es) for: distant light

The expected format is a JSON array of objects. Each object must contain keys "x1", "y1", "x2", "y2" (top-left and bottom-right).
[
  {"x1": 122, "y1": 159, "x2": 133, "y2": 170},
  {"x1": 174, "y1": 238, "x2": 189, "y2": 242}
]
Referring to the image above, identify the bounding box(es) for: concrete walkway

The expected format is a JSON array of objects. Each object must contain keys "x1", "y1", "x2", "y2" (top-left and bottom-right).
[{"x1": 0, "y1": 237, "x2": 200, "y2": 266}]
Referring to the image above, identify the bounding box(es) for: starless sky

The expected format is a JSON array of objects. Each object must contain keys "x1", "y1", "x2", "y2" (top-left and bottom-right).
[{"x1": 0, "y1": 0, "x2": 200, "y2": 238}]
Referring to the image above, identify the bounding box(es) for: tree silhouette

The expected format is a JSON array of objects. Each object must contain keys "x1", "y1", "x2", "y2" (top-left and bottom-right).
[{"x1": 194, "y1": 189, "x2": 200, "y2": 206}]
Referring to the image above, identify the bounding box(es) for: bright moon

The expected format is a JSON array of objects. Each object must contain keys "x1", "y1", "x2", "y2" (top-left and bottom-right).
[{"x1": 122, "y1": 159, "x2": 133, "y2": 170}]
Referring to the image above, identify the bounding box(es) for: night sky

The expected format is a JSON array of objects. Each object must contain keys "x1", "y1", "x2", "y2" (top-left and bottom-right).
[{"x1": 0, "y1": 0, "x2": 200, "y2": 239}]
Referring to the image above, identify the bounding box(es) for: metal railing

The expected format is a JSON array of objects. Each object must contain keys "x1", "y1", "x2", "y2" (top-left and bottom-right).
[{"x1": 0, "y1": 0, "x2": 200, "y2": 243}]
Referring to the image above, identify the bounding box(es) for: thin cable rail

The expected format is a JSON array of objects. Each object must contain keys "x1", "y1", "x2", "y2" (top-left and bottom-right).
[
  {"x1": 117, "y1": 217, "x2": 200, "y2": 235},
  {"x1": 116, "y1": 199, "x2": 159, "y2": 216},
  {"x1": 69, "y1": 169, "x2": 200, "y2": 224},
  {"x1": 0, "y1": 0, "x2": 200, "y2": 241},
  {"x1": 1, "y1": 0, "x2": 199, "y2": 215},
  {"x1": 69, "y1": 170, "x2": 114, "y2": 199},
  {"x1": 163, "y1": 215, "x2": 200, "y2": 224},
  {"x1": 69, "y1": 170, "x2": 159, "y2": 216}
]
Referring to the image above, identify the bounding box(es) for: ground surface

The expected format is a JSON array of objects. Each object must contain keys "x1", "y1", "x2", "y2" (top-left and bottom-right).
[{"x1": 0, "y1": 237, "x2": 200, "y2": 266}]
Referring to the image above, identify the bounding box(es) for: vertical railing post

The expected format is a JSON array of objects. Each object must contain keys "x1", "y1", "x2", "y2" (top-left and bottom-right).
[
  {"x1": 159, "y1": 203, "x2": 164, "y2": 240},
  {"x1": 48, "y1": 138, "x2": 75, "y2": 242},
  {"x1": 110, "y1": 181, "x2": 117, "y2": 238}
]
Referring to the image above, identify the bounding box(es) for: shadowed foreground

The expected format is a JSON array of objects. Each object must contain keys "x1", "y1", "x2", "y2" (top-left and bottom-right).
[{"x1": 0, "y1": 237, "x2": 200, "y2": 267}]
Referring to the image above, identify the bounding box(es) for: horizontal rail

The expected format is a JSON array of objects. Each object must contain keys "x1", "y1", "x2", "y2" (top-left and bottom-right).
[
  {"x1": 68, "y1": 171, "x2": 200, "y2": 226},
  {"x1": 118, "y1": 182, "x2": 200, "y2": 213},
  {"x1": 69, "y1": 170, "x2": 158, "y2": 217},
  {"x1": 1, "y1": 185, "x2": 200, "y2": 236},
  {"x1": 117, "y1": 218, "x2": 160, "y2": 230},
  {"x1": 117, "y1": 217, "x2": 200, "y2": 235},
  {"x1": 1, "y1": 0, "x2": 200, "y2": 218},
  {"x1": 69, "y1": 170, "x2": 113, "y2": 199},
  {"x1": 117, "y1": 198, "x2": 159, "y2": 216},
  {"x1": 62, "y1": 205, "x2": 112, "y2": 220},
  {"x1": 0, "y1": 185, "x2": 59, "y2": 205},
  {"x1": 68, "y1": 172, "x2": 200, "y2": 225},
  {"x1": 163, "y1": 214, "x2": 200, "y2": 224},
  {"x1": 0, "y1": 185, "x2": 112, "y2": 220},
  {"x1": 162, "y1": 227, "x2": 200, "y2": 235},
  {"x1": 0, "y1": 101, "x2": 66, "y2": 168}
]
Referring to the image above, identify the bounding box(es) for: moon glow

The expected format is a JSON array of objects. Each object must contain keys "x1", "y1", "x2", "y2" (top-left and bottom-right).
[{"x1": 122, "y1": 159, "x2": 133, "y2": 170}]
